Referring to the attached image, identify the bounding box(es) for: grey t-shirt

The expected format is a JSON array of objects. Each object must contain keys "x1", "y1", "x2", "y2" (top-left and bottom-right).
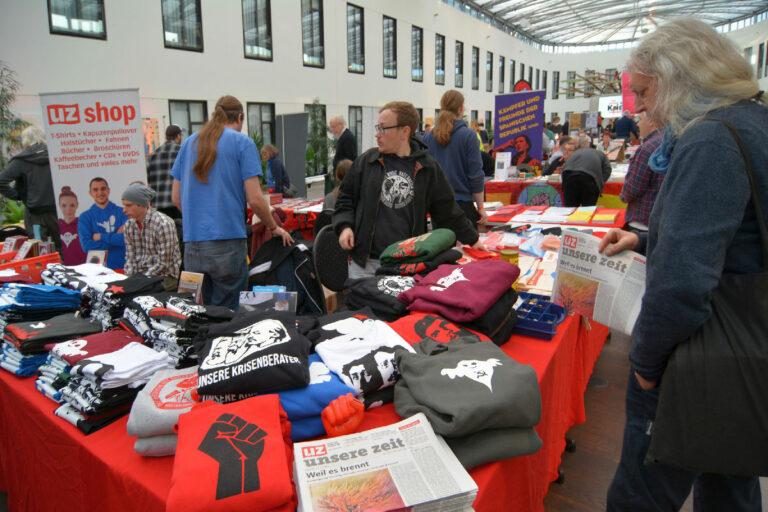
[{"x1": 371, "y1": 155, "x2": 416, "y2": 258}]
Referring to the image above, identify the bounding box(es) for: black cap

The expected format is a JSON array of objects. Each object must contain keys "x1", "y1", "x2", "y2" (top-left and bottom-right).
[{"x1": 166, "y1": 124, "x2": 183, "y2": 139}]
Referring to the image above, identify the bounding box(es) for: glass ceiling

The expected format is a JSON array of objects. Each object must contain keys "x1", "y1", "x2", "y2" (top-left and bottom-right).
[{"x1": 466, "y1": 0, "x2": 768, "y2": 46}]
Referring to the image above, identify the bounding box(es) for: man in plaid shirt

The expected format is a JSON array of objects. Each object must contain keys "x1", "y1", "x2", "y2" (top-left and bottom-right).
[
  {"x1": 620, "y1": 116, "x2": 664, "y2": 230},
  {"x1": 121, "y1": 183, "x2": 181, "y2": 291},
  {"x1": 147, "y1": 125, "x2": 182, "y2": 218}
]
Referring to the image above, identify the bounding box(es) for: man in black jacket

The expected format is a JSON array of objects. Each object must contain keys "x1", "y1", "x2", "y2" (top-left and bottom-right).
[
  {"x1": 0, "y1": 126, "x2": 60, "y2": 249},
  {"x1": 333, "y1": 101, "x2": 482, "y2": 279},
  {"x1": 329, "y1": 116, "x2": 358, "y2": 171}
]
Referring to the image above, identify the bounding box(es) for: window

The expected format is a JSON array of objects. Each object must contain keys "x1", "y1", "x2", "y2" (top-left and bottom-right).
[
  {"x1": 48, "y1": 0, "x2": 106, "y2": 39},
  {"x1": 552, "y1": 71, "x2": 560, "y2": 99},
  {"x1": 471, "y1": 110, "x2": 478, "y2": 123},
  {"x1": 347, "y1": 3, "x2": 364, "y2": 73},
  {"x1": 485, "y1": 111, "x2": 492, "y2": 137},
  {"x1": 510, "y1": 59, "x2": 516, "y2": 88},
  {"x1": 242, "y1": 0, "x2": 272, "y2": 60},
  {"x1": 348, "y1": 106, "x2": 363, "y2": 154},
  {"x1": 566, "y1": 71, "x2": 576, "y2": 99},
  {"x1": 485, "y1": 51, "x2": 493, "y2": 92},
  {"x1": 519, "y1": 62, "x2": 525, "y2": 83},
  {"x1": 301, "y1": 0, "x2": 324, "y2": 67},
  {"x1": 411, "y1": 26, "x2": 423, "y2": 82},
  {"x1": 416, "y1": 108, "x2": 423, "y2": 132},
  {"x1": 765, "y1": 41, "x2": 768, "y2": 78},
  {"x1": 542, "y1": 70, "x2": 548, "y2": 94},
  {"x1": 162, "y1": 0, "x2": 203, "y2": 51},
  {"x1": 605, "y1": 68, "x2": 618, "y2": 93},
  {"x1": 535, "y1": 69, "x2": 540, "y2": 89},
  {"x1": 759, "y1": 44, "x2": 765, "y2": 80},
  {"x1": 471, "y1": 46, "x2": 479, "y2": 90},
  {"x1": 527, "y1": 65, "x2": 533, "y2": 85},
  {"x1": 498, "y1": 55, "x2": 505, "y2": 93},
  {"x1": 455, "y1": 41, "x2": 464, "y2": 87},
  {"x1": 304, "y1": 103, "x2": 327, "y2": 175},
  {"x1": 169, "y1": 100, "x2": 207, "y2": 135},
  {"x1": 584, "y1": 69, "x2": 595, "y2": 97},
  {"x1": 435, "y1": 34, "x2": 445, "y2": 85},
  {"x1": 434, "y1": 109, "x2": 441, "y2": 122},
  {"x1": 382, "y1": 16, "x2": 396, "y2": 78},
  {"x1": 551, "y1": 112, "x2": 559, "y2": 122},
  {"x1": 247, "y1": 102, "x2": 275, "y2": 145}
]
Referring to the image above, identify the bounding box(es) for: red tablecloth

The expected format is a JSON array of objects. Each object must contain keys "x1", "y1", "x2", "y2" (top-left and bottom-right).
[
  {"x1": 486, "y1": 179, "x2": 624, "y2": 205},
  {"x1": 0, "y1": 316, "x2": 608, "y2": 512}
]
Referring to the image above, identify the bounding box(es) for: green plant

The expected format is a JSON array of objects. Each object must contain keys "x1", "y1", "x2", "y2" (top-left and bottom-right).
[
  {"x1": 0, "y1": 198, "x2": 24, "y2": 225},
  {"x1": 0, "y1": 61, "x2": 28, "y2": 170},
  {"x1": 250, "y1": 130, "x2": 267, "y2": 185},
  {"x1": 305, "y1": 99, "x2": 331, "y2": 176}
]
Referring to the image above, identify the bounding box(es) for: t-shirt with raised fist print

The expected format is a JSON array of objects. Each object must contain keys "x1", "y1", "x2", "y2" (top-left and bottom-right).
[
  {"x1": 371, "y1": 155, "x2": 416, "y2": 258},
  {"x1": 167, "y1": 395, "x2": 295, "y2": 512}
]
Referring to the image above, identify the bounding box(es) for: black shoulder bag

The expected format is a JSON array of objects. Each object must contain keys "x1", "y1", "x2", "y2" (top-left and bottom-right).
[{"x1": 646, "y1": 118, "x2": 768, "y2": 476}]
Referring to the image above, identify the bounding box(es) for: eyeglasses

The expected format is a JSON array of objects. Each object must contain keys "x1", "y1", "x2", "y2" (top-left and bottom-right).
[{"x1": 374, "y1": 124, "x2": 403, "y2": 134}]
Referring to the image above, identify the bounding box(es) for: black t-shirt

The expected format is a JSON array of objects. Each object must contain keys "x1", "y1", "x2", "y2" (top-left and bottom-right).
[{"x1": 371, "y1": 155, "x2": 416, "y2": 258}]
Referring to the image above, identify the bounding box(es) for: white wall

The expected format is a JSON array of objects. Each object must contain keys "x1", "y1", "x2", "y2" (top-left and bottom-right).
[{"x1": 1, "y1": 0, "x2": 765, "y2": 151}]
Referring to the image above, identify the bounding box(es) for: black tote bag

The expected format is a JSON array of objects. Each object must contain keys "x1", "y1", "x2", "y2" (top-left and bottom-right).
[{"x1": 646, "y1": 119, "x2": 768, "y2": 477}]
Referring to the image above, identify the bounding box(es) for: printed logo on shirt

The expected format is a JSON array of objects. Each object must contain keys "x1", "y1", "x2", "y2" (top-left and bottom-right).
[
  {"x1": 393, "y1": 232, "x2": 430, "y2": 259},
  {"x1": 150, "y1": 371, "x2": 197, "y2": 410},
  {"x1": 380, "y1": 170, "x2": 414, "y2": 209},
  {"x1": 199, "y1": 413, "x2": 266, "y2": 500},
  {"x1": 429, "y1": 267, "x2": 469, "y2": 292},
  {"x1": 30, "y1": 322, "x2": 47, "y2": 329},
  {"x1": 97, "y1": 214, "x2": 118, "y2": 233},
  {"x1": 60, "y1": 231, "x2": 78, "y2": 248},
  {"x1": 413, "y1": 315, "x2": 479, "y2": 344},
  {"x1": 441, "y1": 358, "x2": 502, "y2": 392},
  {"x1": 309, "y1": 361, "x2": 332, "y2": 385},
  {"x1": 200, "y1": 319, "x2": 291, "y2": 370},
  {"x1": 54, "y1": 338, "x2": 88, "y2": 357},
  {"x1": 376, "y1": 276, "x2": 415, "y2": 297},
  {"x1": 341, "y1": 346, "x2": 401, "y2": 393}
]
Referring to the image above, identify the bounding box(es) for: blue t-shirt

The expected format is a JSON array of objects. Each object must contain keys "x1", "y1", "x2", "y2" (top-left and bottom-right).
[
  {"x1": 171, "y1": 128, "x2": 262, "y2": 242},
  {"x1": 77, "y1": 201, "x2": 127, "y2": 269}
]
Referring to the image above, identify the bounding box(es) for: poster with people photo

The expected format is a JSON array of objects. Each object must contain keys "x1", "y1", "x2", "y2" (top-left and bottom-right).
[
  {"x1": 493, "y1": 91, "x2": 545, "y2": 174},
  {"x1": 39, "y1": 88, "x2": 147, "y2": 269}
]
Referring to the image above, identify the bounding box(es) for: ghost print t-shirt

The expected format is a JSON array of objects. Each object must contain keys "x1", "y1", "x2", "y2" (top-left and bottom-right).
[{"x1": 371, "y1": 155, "x2": 416, "y2": 258}]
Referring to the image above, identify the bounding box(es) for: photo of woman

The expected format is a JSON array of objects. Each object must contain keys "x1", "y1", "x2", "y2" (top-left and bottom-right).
[{"x1": 57, "y1": 186, "x2": 86, "y2": 265}]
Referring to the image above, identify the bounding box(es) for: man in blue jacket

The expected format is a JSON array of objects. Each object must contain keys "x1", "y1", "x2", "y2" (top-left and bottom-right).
[
  {"x1": 78, "y1": 177, "x2": 127, "y2": 269},
  {"x1": 614, "y1": 110, "x2": 639, "y2": 141}
]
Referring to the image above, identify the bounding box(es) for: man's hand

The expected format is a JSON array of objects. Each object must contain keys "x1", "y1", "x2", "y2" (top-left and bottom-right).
[
  {"x1": 198, "y1": 413, "x2": 267, "y2": 499},
  {"x1": 471, "y1": 239, "x2": 487, "y2": 251},
  {"x1": 271, "y1": 226, "x2": 293, "y2": 246},
  {"x1": 339, "y1": 228, "x2": 355, "y2": 250},
  {"x1": 92, "y1": 233, "x2": 101, "y2": 241},
  {"x1": 634, "y1": 371, "x2": 657, "y2": 391},
  {"x1": 477, "y1": 208, "x2": 488, "y2": 225},
  {"x1": 117, "y1": 226, "x2": 125, "y2": 234},
  {"x1": 598, "y1": 228, "x2": 640, "y2": 256}
]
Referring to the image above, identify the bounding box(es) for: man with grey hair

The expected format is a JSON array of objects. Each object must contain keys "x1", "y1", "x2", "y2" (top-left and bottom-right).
[
  {"x1": 121, "y1": 183, "x2": 180, "y2": 291},
  {"x1": 329, "y1": 116, "x2": 357, "y2": 171},
  {"x1": 613, "y1": 110, "x2": 639, "y2": 141},
  {"x1": 0, "y1": 125, "x2": 60, "y2": 249}
]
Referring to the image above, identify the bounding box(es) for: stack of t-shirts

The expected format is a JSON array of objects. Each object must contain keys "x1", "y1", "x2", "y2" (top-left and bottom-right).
[
  {"x1": 41, "y1": 263, "x2": 125, "y2": 292},
  {"x1": 376, "y1": 229, "x2": 460, "y2": 276},
  {"x1": 0, "y1": 341, "x2": 48, "y2": 376},
  {"x1": 167, "y1": 394, "x2": 295, "y2": 512},
  {"x1": 194, "y1": 311, "x2": 312, "y2": 403},
  {"x1": 278, "y1": 354, "x2": 355, "y2": 441},
  {"x1": 344, "y1": 275, "x2": 415, "y2": 321},
  {"x1": 89, "y1": 275, "x2": 165, "y2": 329},
  {"x1": 0, "y1": 283, "x2": 82, "y2": 319},
  {"x1": 311, "y1": 309, "x2": 414, "y2": 408},
  {"x1": 126, "y1": 366, "x2": 198, "y2": 456},
  {"x1": 398, "y1": 260, "x2": 520, "y2": 345},
  {"x1": 3, "y1": 312, "x2": 101, "y2": 355},
  {"x1": 394, "y1": 336, "x2": 542, "y2": 469},
  {"x1": 56, "y1": 342, "x2": 175, "y2": 434},
  {"x1": 35, "y1": 329, "x2": 143, "y2": 402},
  {"x1": 386, "y1": 312, "x2": 489, "y2": 345}
]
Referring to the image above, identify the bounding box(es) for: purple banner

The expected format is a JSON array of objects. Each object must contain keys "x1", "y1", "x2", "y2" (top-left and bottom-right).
[{"x1": 494, "y1": 91, "x2": 545, "y2": 173}]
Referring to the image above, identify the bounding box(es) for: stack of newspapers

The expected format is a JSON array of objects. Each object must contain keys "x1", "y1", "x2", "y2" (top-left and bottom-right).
[{"x1": 294, "y1": 413, "x2": 478, "y2": 512}]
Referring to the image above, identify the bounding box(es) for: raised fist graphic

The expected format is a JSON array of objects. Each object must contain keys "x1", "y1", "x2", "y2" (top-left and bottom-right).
[{"x1": 198, "y1": 413, "x2": 267, "y2": 500}]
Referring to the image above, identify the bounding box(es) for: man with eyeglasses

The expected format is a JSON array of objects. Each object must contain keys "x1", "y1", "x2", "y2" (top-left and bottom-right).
[{"x1": 333, "y1": 101, "x2": 482, "y2": 279}]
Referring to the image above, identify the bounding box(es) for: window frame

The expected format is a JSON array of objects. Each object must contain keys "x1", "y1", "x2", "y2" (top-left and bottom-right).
[
  {"x1": 241, "y1": 0, "x2": 273, "y2": 61},
  {"x1": 435, "y1": 33, "x2": 446, "y2": 85},
  {"x1": 301, "y1": 0, "x2": 325, "y2": 68},
  {"x1": 382, "y1": 15, "x2": 397, "y2": 79},
  {"x1": 566, "y1": 71, "x2": 576, "y2": 99},
  {"x1": 542, "y1": 70, "x2": 548, "y2": 94},
  {"x1": 498, "y1": 55, "x2": 505, "y2": 93},
  {"x1": 471, "y1": 46, "x2": 480, "y2": 90},
  {"x1": 552, "y1": 71, "x2": 560, "y2": 99},
  {"x1": 485, "y1": 51, "x2": 493, "y2": 92},
  {"x1": 47, "y1": 0, "x2": 107, "y2": 40},
  {"x1": 510, "y1": 59, "x2": 516, "y2": 89},
  {"x1": 246, "y1": 102, "x2": 276, "y2": 146},
  {"x1": 168, "y1": 99, "x2": 208, "y2": 135},
  {"x1": 455, "y1": 40, "x2": 464, "y2": 88},
  {"x1": 161, "y1": 0, "x2": 204, "y2": 52},
  {"x1": 411, "y1": 25, "x2": 424, "y2": 82},
  {"x1": 346, "y1": 3, "x2": 365, "y2": 74},
  {"x1": 348, "y1": 105, "x2": 363, "y2": 155}
]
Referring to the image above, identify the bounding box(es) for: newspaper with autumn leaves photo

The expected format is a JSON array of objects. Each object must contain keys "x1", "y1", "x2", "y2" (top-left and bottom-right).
[
  {"x1": 294, "y1": 413, "x2": 477, "y2": 512},
  {"x1": 552, "y1": 231, "x2": 646, "y2": 336}
]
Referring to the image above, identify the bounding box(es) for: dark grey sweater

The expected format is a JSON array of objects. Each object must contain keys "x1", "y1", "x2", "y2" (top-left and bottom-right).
[
  {"x1": 562, "y1": 148, "x2": 612, "y2": 190},
  {"x1": 631, "y1": 99, "x2": 768, "y2": 381}
]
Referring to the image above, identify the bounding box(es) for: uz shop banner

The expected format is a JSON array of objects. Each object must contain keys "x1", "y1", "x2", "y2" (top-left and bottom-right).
[
  {"x1": 39, "y1": 88, "x2": 146, "y2": 220},
  {"x1": 494, "y1": 90, "x2": 545, "y2": 174}
]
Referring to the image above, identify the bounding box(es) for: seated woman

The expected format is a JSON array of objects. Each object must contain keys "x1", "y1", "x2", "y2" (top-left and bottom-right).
[{"x1": 260, "y1": 144, "x2": 292, "y2": 197}]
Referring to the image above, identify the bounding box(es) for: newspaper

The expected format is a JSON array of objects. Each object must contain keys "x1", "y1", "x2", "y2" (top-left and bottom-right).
[
  {"x1": 294, "y1": 413, "x2": 478, "y2": 512},
  {"x1": 552, "y1": 231, "x2": 646, "y2": 335}
]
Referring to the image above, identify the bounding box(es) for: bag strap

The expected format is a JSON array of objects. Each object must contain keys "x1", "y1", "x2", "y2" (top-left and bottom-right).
[{"x1": 704, "y1": 117, "x2": 768, "y2": 269}]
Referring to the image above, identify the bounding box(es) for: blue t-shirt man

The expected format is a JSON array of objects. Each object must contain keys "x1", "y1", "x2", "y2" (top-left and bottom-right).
[
  {"x1": 171, "y1": 128, "x2": 262, "y2": 242},
  {"x1": 78, "y1": 178, "x2": 127, "y2": 269}
]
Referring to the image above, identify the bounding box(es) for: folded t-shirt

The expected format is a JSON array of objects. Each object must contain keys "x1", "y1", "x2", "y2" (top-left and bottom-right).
[
  {"x1": 127, "y1": 366, "x2": 198, "y2": 438},
  {"x1": 51, "y1": 329, "x2": 142, "y2": 365}
]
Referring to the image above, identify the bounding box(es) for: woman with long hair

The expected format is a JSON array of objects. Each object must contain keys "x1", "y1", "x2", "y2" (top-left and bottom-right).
[
  {"x1": 57, "y1": 186, "x2": 86, "y2": 265},
  {"x1": 423, "y1": 90, "x2": 487, "y2": 226},
  {"x1": 171, "y1": 95, "x2": 292, "y2": 309},
  {"x1": 260, "y1": 144, "x2": 292, "y2": 197},
  {"x1": 600, "y1": 18, "x2": 767, "y2": 510}
]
